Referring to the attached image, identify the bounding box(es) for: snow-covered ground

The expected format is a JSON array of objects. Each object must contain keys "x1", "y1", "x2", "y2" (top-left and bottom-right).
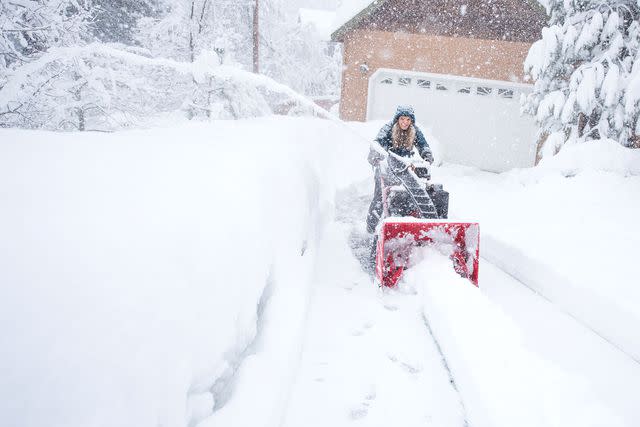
[
  {"x1": 437, "y1": 140, "x2": 640, "y2": 362},
  {"x1": 0, "y1": 117, "x2": 368, "y2": 427},
  {"x1": 1, "y1": 116, "x2": 639, "y2": 427}
]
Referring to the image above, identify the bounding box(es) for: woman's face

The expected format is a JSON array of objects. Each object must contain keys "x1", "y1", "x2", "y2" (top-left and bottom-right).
[{"x1": 398, "y1": 116, "x2": 412, "y2": 130}]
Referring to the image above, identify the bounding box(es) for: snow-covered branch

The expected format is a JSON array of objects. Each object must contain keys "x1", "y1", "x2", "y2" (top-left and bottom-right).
[
  {"x1": 523, "y1": 0, "x2": 640, "y2": 152},
  {"x1": 0, "y1": 43, "x2": 335, "y2": 131}
]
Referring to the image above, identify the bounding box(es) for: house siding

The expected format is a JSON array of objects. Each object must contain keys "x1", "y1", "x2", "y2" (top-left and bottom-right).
[{"x1": 339, "y1": 29, "x2": 533, "y2": 121}]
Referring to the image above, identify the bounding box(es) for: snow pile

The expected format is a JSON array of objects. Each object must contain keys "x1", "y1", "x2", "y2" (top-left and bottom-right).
[
  {"x1": 0, "y1": 117, "x2": 369, "y2": 427},
  {"x1": 435, "y1": 137, "x2": 640, "y2": 362},
  {"x1": 408, "y1": 251, "x2": 625, "y2": 427},
  {"x1": 535, "y1": 138, "x2": 640, "y2": 176}
]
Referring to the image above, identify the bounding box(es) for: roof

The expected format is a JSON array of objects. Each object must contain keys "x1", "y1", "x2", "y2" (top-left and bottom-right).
[
  {"x1": 331, "y1": 0, "x2": 547, "y2": 43},
  {"x1": 331, "y1": 0, "x2": 389, "y2": 42},
  {"x1": 298, "y1": 8, "x2": 337, "y2": 41}
]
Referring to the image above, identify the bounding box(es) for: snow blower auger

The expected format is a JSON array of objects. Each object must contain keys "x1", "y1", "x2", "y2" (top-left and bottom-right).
[{"x1": 371, "y1": 150, "x2": 479, "y2": 288}]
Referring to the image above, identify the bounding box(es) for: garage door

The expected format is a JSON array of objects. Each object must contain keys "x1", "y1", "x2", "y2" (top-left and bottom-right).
[{"x1": 366, "y1": 69, "x2": 537, "y2": 172}]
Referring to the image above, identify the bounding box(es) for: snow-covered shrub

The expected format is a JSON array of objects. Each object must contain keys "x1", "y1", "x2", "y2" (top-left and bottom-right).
[
  {"x1": 1, "y1": 0, "x2": 339, "y2": 131},
  {"x1": 135, "y1": 0, "x2": 253, "y2": 65},
  {"x1": 0, "y1": 0, "x2": 93, "y2": 78},
  {"x1": 259, "y1": 1, "x2": 342, "y2": 98},
  {"x1": 187, "y1": 52, "x2": 272, "y2": 120},
  {"x1": 0, "y1": 44, "x2": 332, "y2": 131},
  {"x1": 136, "y1": 0, "x2": 340, "y2": 98},
  {"x1": 91, "y1": 0, "x2": 157, "y2": 44},
  {"x1": 523, "y1": 0, "x2": 640, "y2": 154},
  {"x1": 0, "y1": 45, "x2": 188, "y2": 130}
]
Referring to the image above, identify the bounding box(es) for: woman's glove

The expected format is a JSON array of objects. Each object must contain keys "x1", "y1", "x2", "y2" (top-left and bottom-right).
[
  {"x1": 420, "y1": 150, "x2": 434, "y2": 164},
  {"x1": 368, "y1": 149, "x2": 384, "y2": 166}
]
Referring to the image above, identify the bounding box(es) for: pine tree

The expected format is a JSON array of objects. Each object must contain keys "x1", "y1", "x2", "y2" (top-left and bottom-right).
[{"x1": 523, "y1": 0, "x2": 640, "y2": 156}]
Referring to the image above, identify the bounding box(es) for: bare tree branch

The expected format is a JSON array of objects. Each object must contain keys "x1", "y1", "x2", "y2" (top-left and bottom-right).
[{"x1": 1, "y1": 26, "x2": 52, "y2": 33}]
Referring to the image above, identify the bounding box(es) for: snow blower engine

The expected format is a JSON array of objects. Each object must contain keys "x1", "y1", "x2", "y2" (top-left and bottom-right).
[{"x1": 371, "y1": 147, "x2": 479, "y2": 288}]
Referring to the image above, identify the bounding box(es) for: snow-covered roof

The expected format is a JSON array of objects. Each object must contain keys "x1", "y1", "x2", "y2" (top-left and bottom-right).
[
  {"x1": 331, "y1": 0, "x2": 546, "y2": 42},
  {"x1": 298, "y1": 8, "x2": 337, "y2": 41},
  {"x1": 331, "y1": 0, "x2": 389, "y2": 41}
]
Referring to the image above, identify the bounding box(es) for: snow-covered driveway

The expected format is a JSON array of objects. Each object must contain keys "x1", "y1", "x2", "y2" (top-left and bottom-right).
[
  {"x1": 280, "y1": 174, "x2": 640, "y2": 427},
  {"x1": 2, "y1": 118, "x2": 639, "y2": 427},
  {"x1": 282, "y1": 221, "x2": 466, "y2": 427},
  {"x1": 481, "y1": 262, "x2": 640, "y2": 423}
]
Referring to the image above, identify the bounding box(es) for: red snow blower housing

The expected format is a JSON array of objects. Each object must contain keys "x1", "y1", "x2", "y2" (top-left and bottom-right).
[{"x1": 371, "y1": 150, "x2": 479, "y2": 288}]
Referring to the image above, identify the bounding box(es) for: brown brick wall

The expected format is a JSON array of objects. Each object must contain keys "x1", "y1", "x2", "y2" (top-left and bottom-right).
[{"x1": 339, "y1": 29, "x2": 533, "y2": 121}]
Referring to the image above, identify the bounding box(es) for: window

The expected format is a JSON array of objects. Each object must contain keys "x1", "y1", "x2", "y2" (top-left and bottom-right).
[
  {"x1": 458, "y1": 87, "x2": 471, "y2": 94},
  {"x1": 498, "y1": 88, "x2": 514, "y2": 98},
  {"x1": 476, "y1": 86, "x2": 492, "y2": 96},
  {"x1": 417, "y1": 79, "x2": 431, "y2": 89},
  {"x1": 398, "y1": 77, "x2": 412, "y2": 86},
  {"x1": 436, "y1": 83, "x2": 448, "y2": 91},
  {"x1": 380, "y1": 77, "x2": 393, "y2": 85}
]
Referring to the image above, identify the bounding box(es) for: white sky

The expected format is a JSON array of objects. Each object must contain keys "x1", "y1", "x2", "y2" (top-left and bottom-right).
[{"x1": 284, "y1": 0, "x2": 339, "y2": 13}]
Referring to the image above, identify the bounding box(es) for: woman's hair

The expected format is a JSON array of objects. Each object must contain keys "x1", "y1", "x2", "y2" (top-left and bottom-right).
[{"x1": 391, "y1": 122, "x2": 416, "y2": 150}]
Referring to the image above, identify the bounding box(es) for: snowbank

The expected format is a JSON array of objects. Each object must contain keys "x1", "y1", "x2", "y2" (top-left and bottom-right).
[
  {"x1": 409, "y1": 251, "x2": 626, "y2": 427},
  {"x1": 436, "y1": 138, "x2": 640, "y2": 362},
  {"x1": 0, "y1": 117, "x2": 369, "y2": 427},
  {"x1": 536, "y1": 138, "x2": 640, "y2": 176}
]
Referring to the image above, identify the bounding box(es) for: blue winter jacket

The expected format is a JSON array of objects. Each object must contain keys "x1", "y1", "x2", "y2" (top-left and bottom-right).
[{"x1": 372, "y1": 106, "x2": 433, "y2": 162}]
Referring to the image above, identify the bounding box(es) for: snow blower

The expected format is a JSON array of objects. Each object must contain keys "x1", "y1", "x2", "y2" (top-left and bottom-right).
[{"x1": 371, "y1": 150, "x2": 479, "y2": 288}]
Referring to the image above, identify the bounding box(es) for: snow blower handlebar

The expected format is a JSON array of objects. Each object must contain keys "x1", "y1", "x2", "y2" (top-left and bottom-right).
[{"x1": 369, "y1": 142, "x2": 431, "y2": 176}]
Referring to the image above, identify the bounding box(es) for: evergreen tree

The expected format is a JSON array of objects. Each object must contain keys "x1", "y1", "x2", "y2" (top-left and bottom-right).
[{"x1": 523, "y1": 0, "x2": 640, "y2": 156}]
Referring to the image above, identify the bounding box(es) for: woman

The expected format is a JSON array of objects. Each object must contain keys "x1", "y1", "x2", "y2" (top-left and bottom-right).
[{"x1": 366, "y1": 105, "x2": 434, "y2": 233}]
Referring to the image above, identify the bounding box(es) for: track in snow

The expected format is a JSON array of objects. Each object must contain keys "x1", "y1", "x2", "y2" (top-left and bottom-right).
[
  {"x1": 280, "y1": 226, "x2": 467, "y2": 427},
  {"x1": 281, "y1": 181, "x2": 467, "y2": 427},
  {"x1": 282, "y1": 179, "x2": 640, "y2": 427}
]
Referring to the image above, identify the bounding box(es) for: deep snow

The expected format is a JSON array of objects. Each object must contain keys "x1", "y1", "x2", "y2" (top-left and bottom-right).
[
  {"x1": 436, "y1": 140, "x2": 640, "y2": 362},
  {"x1": 0, "y1": 117, "x2": 369, "y2": 427},
  {"x1": 1, "y1": 116, "x2": 640, "y2": 427}
]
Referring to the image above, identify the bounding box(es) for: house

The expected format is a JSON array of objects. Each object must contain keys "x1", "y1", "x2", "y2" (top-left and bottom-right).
[{"x1": 331, "y1": 0, "x2": 547, "y2": 172}]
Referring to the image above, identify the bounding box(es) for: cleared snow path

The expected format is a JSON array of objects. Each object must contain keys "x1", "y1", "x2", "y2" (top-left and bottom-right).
[
  {"x1": 281, "y1": 183, "x2": 467, "y2": 427},
  {"x1": 283, "y1": 177, "x2": 640, "y2": 427}
]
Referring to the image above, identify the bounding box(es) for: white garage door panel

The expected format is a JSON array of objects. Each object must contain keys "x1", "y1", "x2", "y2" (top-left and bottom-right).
[{"x1": 366, "y1": 69, "x2": 537, "y2": 172}]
